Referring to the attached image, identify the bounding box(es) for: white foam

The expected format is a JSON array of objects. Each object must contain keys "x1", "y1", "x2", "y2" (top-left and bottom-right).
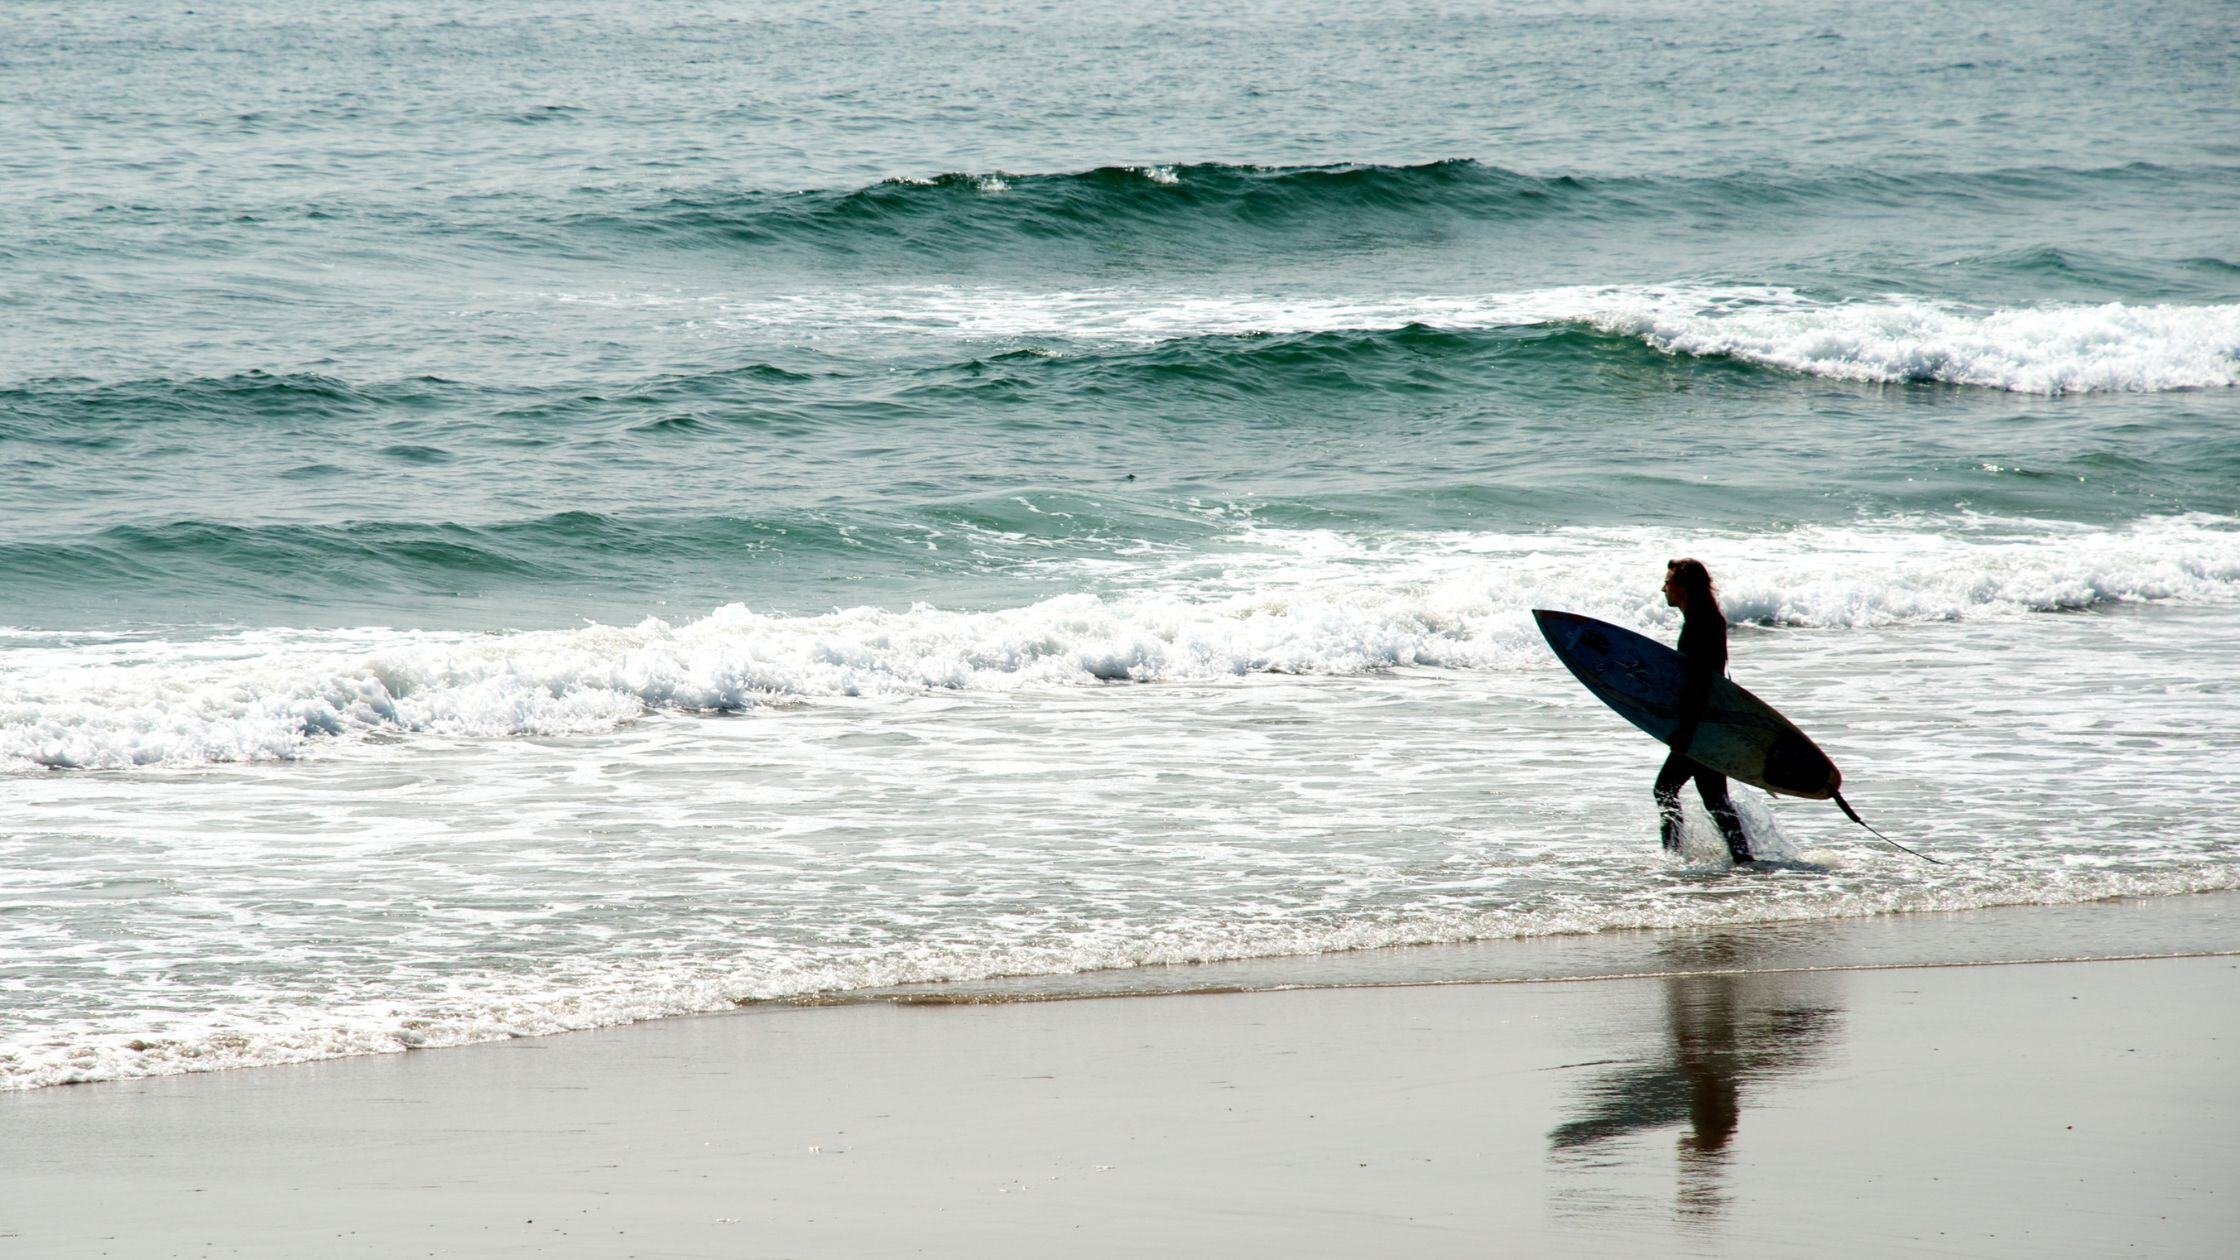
[
  {"x1": 1600, "y1": 295, "x2": 2240, "y2": 394},
  {"x1": 0, "y1": 591, "x2": 1498, "y2": 770},
  {"x1": 1, "y1": 515, "x2": 2234, "y2": 770},
  {"x1": 672, "y1": 283, "x2": 2240, "y2": 394}
]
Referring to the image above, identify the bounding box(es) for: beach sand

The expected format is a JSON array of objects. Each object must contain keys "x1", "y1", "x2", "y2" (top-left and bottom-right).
[{"x1": 5, "y1": 898, "x2": 2236, "y2": 1258}]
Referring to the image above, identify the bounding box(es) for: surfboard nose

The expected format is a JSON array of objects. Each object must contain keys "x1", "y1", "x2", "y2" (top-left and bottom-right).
[
  {"x1": 1534, "y1": 609, "x2": 1604, "y2": 658},
  {"x1": 1531, "y1": 608, "x2": 1578, "y2": 640}
]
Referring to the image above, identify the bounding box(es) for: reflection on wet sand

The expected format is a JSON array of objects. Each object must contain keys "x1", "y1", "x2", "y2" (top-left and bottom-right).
[{"x1": 1549, "y1": 937, "x2": 1841, "y2": 1222}]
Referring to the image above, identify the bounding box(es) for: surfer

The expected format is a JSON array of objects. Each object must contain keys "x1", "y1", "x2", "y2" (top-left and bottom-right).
[{"x1": 1656, "y1": 559, "x2": 1754, "y2": 863}]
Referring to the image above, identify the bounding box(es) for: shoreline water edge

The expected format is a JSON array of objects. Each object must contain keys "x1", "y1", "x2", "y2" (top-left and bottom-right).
[{"x1": 4, "y1": 904, "x2": 2235, "y2": 1256}]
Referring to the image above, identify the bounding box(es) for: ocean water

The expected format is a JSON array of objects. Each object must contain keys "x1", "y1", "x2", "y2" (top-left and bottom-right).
[{"x1": 3, "y1": 0, "x2": 2238, "y2": 1090}]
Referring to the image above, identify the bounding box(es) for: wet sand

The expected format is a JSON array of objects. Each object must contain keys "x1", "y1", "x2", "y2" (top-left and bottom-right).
[{"x1": 5, "y1": 905, "x2": 2237, "y2": 1257}]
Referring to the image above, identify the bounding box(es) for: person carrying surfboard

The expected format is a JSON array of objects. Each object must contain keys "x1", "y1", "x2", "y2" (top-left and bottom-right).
[
  {"x1": 1534, "y1": 580, "x2": 1936, "y2": 865},
  {"x1": 1655, "y1": 558, "x2": 1754, "y2": 864}
]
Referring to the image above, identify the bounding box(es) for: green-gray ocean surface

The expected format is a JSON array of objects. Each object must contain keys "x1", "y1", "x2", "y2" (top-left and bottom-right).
[{"x1": 2, "y1": 0, "x2": 2236, "y2": 1088}]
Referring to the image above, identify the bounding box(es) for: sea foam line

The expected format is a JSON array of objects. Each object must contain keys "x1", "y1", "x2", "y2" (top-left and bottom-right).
[{"x1": 1, "y1": 515, "x2": 2236, "y2": 770}]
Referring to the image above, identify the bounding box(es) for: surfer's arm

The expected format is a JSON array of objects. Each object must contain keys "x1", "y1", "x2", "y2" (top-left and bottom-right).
[
  {"x1": 1671, "y1": 656, "x2": 1714, "y2": 756},
  {"x1": 1670, "y1": 612, "x2": 1726, "y2": 758}
]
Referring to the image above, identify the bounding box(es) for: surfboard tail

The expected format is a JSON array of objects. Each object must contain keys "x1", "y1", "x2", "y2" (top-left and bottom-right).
[
  {"x1": 1831, "y1": 790, "x2": 1941, "y2": 865},
  {"x1": 1832, "y1": 790, "x2": 1867, "y2": 828}
]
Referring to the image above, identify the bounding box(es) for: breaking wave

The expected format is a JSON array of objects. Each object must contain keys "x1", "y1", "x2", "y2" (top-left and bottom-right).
[
  {"x1": 5, "y1": 514, "x2": 2235, "y2": 770},
  {"x1": 663, "y1": 284, "x2": 2240, "y2": 395}
]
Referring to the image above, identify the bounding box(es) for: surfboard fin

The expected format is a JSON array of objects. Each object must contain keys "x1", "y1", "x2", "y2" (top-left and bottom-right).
[{"x1": 1831, "y1": 790, "x2": 1940, "y2": 864}]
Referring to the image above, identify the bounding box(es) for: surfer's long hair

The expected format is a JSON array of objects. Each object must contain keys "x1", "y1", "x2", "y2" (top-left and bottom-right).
[{"x1": 1666, "y1": 557, "x2": 1717, "y2": 611}]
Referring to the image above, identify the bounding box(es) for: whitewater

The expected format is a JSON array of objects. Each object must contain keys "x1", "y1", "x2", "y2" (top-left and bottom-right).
[{"x1": 6, "y1": 514, "x2": 2240, "y2": 771}]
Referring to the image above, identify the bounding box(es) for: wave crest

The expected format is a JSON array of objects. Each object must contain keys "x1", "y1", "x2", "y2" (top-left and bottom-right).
[
  {"x1": 565, "y1": 159, "x2": 2229, "y2": 259},
  {"x1": 588, "y1": 159, "x2": 1565, "y2": 249},
  {"x1": 1599, "y1": 294, "x2": 2240, "y2": 394},
  {"x1": 668, "y1": 283, "x2": 2240, "y2": 395}
]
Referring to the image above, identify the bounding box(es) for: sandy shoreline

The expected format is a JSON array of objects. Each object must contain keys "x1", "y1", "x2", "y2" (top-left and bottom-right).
[{"x1": 5, "y1": 898, "x2": 2237, "y2": 1257}]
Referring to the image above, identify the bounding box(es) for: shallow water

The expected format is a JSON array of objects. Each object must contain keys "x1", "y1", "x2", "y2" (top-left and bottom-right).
[{"x1": 3, "y1": 0, "x2": 2237, "y2": 1088}]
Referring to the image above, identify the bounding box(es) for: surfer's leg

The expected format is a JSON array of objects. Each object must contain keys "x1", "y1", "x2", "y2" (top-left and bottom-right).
[
  {"x1": 1695, "y1": 771, "x2": 1753, "y2": 863},
  {"x1": 1653, "y1": 751, "x2": 1691, "y2": 852}
]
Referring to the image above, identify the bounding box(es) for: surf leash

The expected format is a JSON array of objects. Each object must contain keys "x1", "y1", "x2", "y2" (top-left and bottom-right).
[{"x1": 1831, "y1": 790, "x2": 1940, "y2": 864}]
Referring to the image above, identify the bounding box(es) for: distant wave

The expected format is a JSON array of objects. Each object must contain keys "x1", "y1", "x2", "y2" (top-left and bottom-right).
[
  {"x1": 0, "y1": 371, "x2": 436, "y2": 439},
  {"x1": 0, "y1": 509, "x2": 908, "y2": 598},
  {"x1": 5, "y1": 514, "x2": 2235, "y2": 771},
  {"x1": 33, "y1": 160, "x2": 2230, "y2": 277},
  {"x1": 13, "y1": 291, "x2": 2232, "y2": 443},
  {"x1": 577, "y1": 160, "x2": 1584, "y2": 251},
  {"x1": 669, "y1": 284, "x2": 2240, "y2": 394},
  {"x1": 900, "y1": 322, "x2": 1607, "y2": 402},
  {"x1": 901, "y1": 296, "x2": 2240, "y2": 395},
  {"x1": 560, "y1": 159, "x2": 2232, "y2": 257},
  {"x1": 0, "y1": 364, "x2": 830, "y2": 438}
]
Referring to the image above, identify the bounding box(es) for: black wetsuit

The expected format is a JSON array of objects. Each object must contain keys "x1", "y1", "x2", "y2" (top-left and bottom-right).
[{"x1": 1656, "y1": 608, "x2": 1754, "y2": 863}]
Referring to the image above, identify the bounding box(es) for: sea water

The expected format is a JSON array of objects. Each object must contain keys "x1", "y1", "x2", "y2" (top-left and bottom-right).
[{"x1": 3, "y1": 0, "x2": 2237, "y2": 1089}]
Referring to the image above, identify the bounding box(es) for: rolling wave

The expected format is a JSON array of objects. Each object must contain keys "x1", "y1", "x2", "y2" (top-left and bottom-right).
[
  {"x1": 11, "y1": 287, "x2": 2231, "y2": 452},
  {"x1": 0, "y1": 371, "x2": 443, "y2": 440},
  {"x1": 684, "y1": 284, "x2": 2240, "y2": 394},
  {"x1": 0, "y1": 510, "x2": 934, "y2": 599},
  {"x1": 577, "y1": 160, "x2": 1580, "y2": 252},
  {"x1": 560, "y1": 159, "x2": 2233, "y2": 258},
  {"x1": 0, "y1": 365, "x2": 832, "y2": 440},
  {"x1": 901, "y1": 323, "x2": 1626, "y2": 402}
]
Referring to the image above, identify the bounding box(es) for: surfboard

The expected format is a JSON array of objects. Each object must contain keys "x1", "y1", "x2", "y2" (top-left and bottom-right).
[{"x1": 1533, "y1": 609, "x2": 1840, "y2": 800}]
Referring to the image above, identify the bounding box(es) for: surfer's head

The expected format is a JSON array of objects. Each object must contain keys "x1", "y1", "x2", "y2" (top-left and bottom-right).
[{"x1": 1664, "y1": 557, "x2": 1715, "y2": 611}]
